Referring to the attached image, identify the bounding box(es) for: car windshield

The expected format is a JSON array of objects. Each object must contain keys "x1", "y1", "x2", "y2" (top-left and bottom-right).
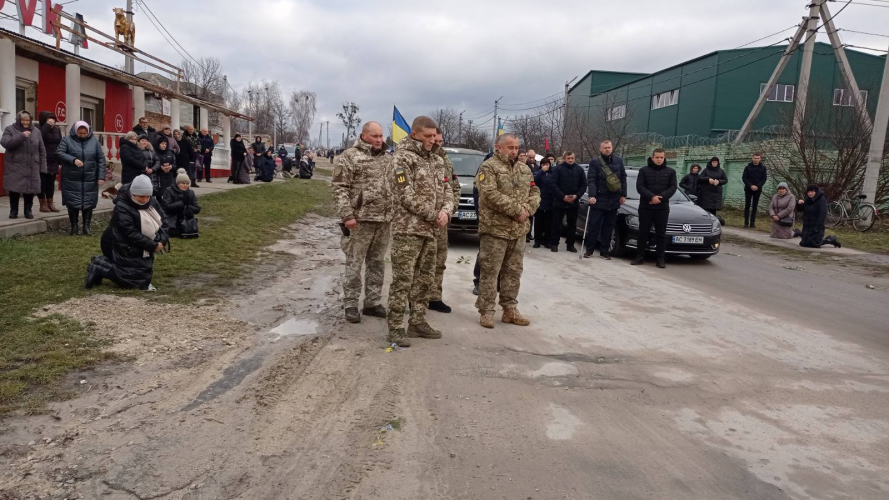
[
  {"x1": 625, "y1": 172, "x2": 691, "y2": 202},
  {"x1": 449, "y1": 153, "x2": 486, "y2": 176},
  {"x1": 284, "y1": 146, "x2": 296, "y2": 156}
]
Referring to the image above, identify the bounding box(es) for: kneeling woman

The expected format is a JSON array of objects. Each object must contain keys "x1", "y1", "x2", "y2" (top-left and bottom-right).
[
  {"x1": 86, "y1": 175, "x2": 169, "y2": 291},
  {"x1": 162, "y1": 169, "x2": 201, "y2": 238}
]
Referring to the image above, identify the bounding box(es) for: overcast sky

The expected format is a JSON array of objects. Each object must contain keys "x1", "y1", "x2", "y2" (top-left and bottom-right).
[{"x1": 3, "y1": 0, "x2": 888, "y2": 142}]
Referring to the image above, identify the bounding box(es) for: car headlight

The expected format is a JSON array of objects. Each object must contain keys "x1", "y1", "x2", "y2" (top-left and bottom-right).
[
  {"x1": 626, "y1": 215, "x2": 639, "y2": 229},
  {"x1": 712, "y1": 218, "x2": 721, "y2": 233}
]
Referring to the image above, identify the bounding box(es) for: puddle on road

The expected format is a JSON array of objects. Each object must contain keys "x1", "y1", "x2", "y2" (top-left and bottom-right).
[{"x1": 270, "y1": 318, "x2": 318, "y2": 341}]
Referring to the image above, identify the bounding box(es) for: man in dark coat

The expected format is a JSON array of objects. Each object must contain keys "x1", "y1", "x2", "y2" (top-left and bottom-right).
[
  {"x1": 132, "y1": 117, "x2": 157, "y2": 144},
  {"x1": 796, "y1": 185, "x2": 840, "y2": 248},
  {"x1": 742, "y1": 152, "x2": 768, "y2": 228},
  {"x1": 583, "y1": 140, "x2": 627, "y2": 259},
  {"x1": 172, "y1": 129, "x2": 196, "y2": 188},
  {"x1": 198, "y1": 128, "x2": 215, "y2": 182},
  {"x1": 547, "y1": 152, "x2": 587, "y2": 252},
  {"x1": 697, "y1": 157, "x2": 727, "y2": 220},
  {"x1": 632, "y1": 148, "x2": 677, "y2": 269},
  {"x1": 532, "y1": 158, "x2": 554, "y2": 248},
  {"x1": 252, "y1": 136, "x2": 266, "y2": 166}
]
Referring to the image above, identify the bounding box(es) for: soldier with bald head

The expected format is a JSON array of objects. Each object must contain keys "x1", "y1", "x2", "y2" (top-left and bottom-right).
[
  {"x1": 386, "y1": 116, "x2": 453, "y2": 347},
  {"x1": 330, "y1": 121, "x2": 393, "y2": 324}
]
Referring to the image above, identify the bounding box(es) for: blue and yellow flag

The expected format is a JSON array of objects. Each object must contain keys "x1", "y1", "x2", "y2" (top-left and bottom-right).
[
  {"x1": 393, "y1": 106, "x2": 411, "y2": 143},
  {"x1": 497, "y1": 117, "x2": 504, "y2": 136}
]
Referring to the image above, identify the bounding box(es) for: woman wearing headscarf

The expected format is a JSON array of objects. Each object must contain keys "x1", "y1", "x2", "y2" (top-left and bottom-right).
[
  {"x1": 161, "y1": 168, "x2": 201, "y2": 238},
  {"x1": 679, "y1": 164, "x2": 701, "y2": 196},
  {"x1": 120, "y1": 132, "x2": 147, "y2": 185},
  {"x1": 172, "y1": 129, "x2": 194, "y2": 188},
  {"x1": 768, "y1": 182, "x2": 796, "y2": 239},
  {"x1": 37, "y1": 111, "x2": 62, "y2": 213},
  {"x1": 57, "y1": 121, "x2": 106, "y2": 235},
  {"x1": 154, "y1": 138, "x2": 177, "y2": 196},
  {"x1": 697, "y1": 156, "x2": 728, "y2": 221},
  {"x1": 796, "y1": 184, "x2": 840, "y2": 248},
  {"x1": 257, "y1": 148, "x2": 276, "y2": 182},
  {"x1": 1, "y1": 111, "x2": 47, "y2": 219},
  {"x1": 86, "y1": 174, "x2": 169, "y2": 291}
]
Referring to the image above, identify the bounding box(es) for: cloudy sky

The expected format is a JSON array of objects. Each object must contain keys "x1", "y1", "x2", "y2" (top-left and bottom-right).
[{"x1": 2, "y1": 0, "x2": 888, "y2": 142}]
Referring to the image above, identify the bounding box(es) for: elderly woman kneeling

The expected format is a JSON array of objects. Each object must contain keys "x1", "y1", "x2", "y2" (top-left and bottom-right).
[{"x1": 86, "y1": 175, "x2": 169, "y2": 291}]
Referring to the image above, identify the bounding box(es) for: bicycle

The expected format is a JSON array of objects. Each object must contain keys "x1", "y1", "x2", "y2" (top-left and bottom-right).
[{"x1": 825, "y1": 190, "x2": 879, "y2": 232}]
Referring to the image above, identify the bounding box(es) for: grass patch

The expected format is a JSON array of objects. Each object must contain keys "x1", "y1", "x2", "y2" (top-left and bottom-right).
[
  {"x1": 314, "y1": 167, "x2": 333, "y2": 178},
  {"x1": 720, "y1": 208, "x2": 889, "y2": 255},
  {"x1": 0, "y1": 179, "x2": 332, "y2": 416}
]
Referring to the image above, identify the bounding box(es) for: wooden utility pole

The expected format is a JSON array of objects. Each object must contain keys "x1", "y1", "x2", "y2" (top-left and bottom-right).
[
  {"x1": 492, "y1": 97, "x2": 502, "y2": 147},
  {"x1": 863, "y1": 40, "x2": 889, "y2": 207},
  {"x1": 125, "y1": 0, "x2": 134, "y2": 74}
]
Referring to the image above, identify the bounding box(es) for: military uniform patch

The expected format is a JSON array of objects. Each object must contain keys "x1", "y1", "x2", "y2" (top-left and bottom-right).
[
  {"x1": 478, "y1": 173, "x2": 485, "y2": 182},
  {"x1": 395, "y1": 168, "x2": 407, "y2": 184},
  {"x1": 332, "y1": 165, "x2": 343, "y2": 181}
]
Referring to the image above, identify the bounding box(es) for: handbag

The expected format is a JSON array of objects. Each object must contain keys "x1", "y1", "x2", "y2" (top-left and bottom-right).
[
  {"x1": 178, "y1": 217, "x2": 199, "y2": 239},
  {"x1": 778, "y1": 217, "x2": 794, "y2": 227},
  {"x1": 600, "y1": 156, "x2": 622, "y2": 193}
]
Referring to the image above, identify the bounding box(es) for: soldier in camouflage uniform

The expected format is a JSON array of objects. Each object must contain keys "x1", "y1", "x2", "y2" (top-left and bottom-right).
[
  {"x1": 428, "y1": 129, "x2": 462, "y2": 313},
  {"x1": 475, "y1": 133, "x2": 541, "y2": 329},
  {"x1": 330, "y1": 122, "x2": 392, "y2": 324},
  {"x1": 387, "y1": 117, "x2": 454, "y2": 347}
]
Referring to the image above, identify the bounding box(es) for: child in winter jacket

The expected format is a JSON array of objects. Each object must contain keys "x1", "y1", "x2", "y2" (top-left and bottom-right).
[{"x1": 161, "y1": 169, "x2": 201, "y2": 238}]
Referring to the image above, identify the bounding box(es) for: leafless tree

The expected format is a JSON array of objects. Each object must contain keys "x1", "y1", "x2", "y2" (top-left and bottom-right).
[
  {"x1": 429, "y1": 107, "x2": 461, "y2": 144},
  {"x1": 504, "y1": 99, "x2": 566, "y2": 155},
  {"x1": 567, "y1": 93, "x2": 637, "y2": 160},
  {"x1": 181, "y1": 57, "x2": 226, "y2": 104},
  {"x1": 337, "y1": 102, "x2": 362, "y2": 141},
  {"x1": 289, "y1": 91, "x2": 317, "y2": 145},
  {"x1": 463, "y1": 125, "x2": 492, "y2": 152}
]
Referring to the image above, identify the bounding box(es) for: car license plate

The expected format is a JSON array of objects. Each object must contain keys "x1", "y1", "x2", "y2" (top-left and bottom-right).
[
  {"x1": 458, "y1": 211, "x2": 477, "y2": 220},
  {"x1": 672, "y1": 236, "x2": 704, "y2": 244}
]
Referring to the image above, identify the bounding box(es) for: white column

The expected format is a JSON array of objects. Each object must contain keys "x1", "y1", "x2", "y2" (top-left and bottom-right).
[
  {"x1": 170, "y1": 98, "x2": 180, "y2": 129},
  {"x1": 66, "y1": 63, "x2": 81, "y2": 127},
  {"x1": 221, "y1": 114, "x2": 231, "y2": 146},
  {"x1": 133, "y1": 86, "x2": 145, "y2": 125},
  {"x1": 0, "y1": 38, "x2": 17, "y2": 133},
  {"x1": 199, "y1": 107, "x2": 209, "y2": 130}
]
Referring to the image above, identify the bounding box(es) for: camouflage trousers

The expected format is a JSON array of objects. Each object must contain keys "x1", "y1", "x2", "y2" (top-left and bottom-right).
[
  {"x1": 475, "y1": 234, "x2": 525, "y2": 314},
  {"x1": 386, "y1": 234, "x2": 437, "y2": 332},
  {"x1": 429, "y1": 226, "x2": 449, "y2": 302},
  {"x1": 340, "y1": 221, "x2": 390, "y2": 310}
]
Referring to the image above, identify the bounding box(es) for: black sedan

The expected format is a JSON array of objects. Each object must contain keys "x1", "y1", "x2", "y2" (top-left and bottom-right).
[{"x1": 575, "y1": 168, "x2": 722, "y2": 259}]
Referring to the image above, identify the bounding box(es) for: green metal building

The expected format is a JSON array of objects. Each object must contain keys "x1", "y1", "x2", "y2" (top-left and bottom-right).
[{"x1": 568, "y1": 42, "x2": 887, "y2": 139}]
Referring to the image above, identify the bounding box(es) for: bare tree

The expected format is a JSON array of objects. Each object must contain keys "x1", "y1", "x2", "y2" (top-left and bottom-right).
[
  {"x1": 429, "y1": 107, "x2": 460, "y2": 144},
  {"x1": 463, "y1": 125, "x2": 492, "y2": 152},
  {"x1": 290, "y1": 91, "x2": 317, "y2": 145},
  {"x1": 505, "y1": 99, "x2": 566, "y2": 155},
  {"x1": 567, "y1": 93, "x2": 637, "y2": 160},
  {"x1": 337, "y1": 102, "x2": 362, "y2": 141},
  {"x1": 181, "y1": 57, "x2": 226, "y2": 104}
]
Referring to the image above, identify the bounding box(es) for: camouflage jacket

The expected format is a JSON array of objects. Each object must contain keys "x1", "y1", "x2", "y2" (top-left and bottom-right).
[
  {"x1": 434, "y1": 145, "x2": 461, "y2": 214},
  {"x1": 477, "y1": 152, "x2": 541, "y2": 240},
  {"x1": 390, "y1": 136, "x2": 454, "y2": 238},
  {"x1": 183, "y1": 131, "x2": 201, "y2": 155},
  {"x1": 330, "y1": 139, "x2": 393, "y2": 223}
]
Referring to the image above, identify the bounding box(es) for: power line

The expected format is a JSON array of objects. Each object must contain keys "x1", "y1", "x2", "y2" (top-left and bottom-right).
[
  {"x1": 501, "y1": 91, "x2": 564, "y2": 107},
  {"x1": 735, "y1": 24, "x2": 801, "y2": 48},
  {"x1": 841, "y1": 28, "x2": 889, "y2": 37},
  {"x1": 837, "y1": 0, "x2": 889, "y2": 8},
  {"x1": 845, "y1": 43, "x2": 889, "y2": 52}
]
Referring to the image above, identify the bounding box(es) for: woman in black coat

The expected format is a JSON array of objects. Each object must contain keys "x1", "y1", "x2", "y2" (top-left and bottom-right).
[
  {"x1": 532, "y1": 158, "x2": 554, "y2": 248},
  {"x1": 120, "y1": 133, "x2": 151, "y2": 185},
  {"x1": 87, "y1": 175, "x2": 169, "y2": 291},
  {"x1": 57, "y1": 121, "x2": 107, "y2": 235},
  {"x1": 37, "y1": 111, "x2": 62, "y2": 213},
  {"x1": 172, "y1": 129, "x2": 194, "y2": 187},
  {"x1": 161, "y1": 169, "x2": 201, "y2": 237},
  {"x1": 796, "y1": 185, "x2": 840, "y2": 248},
  {"x1": 680, "y1": 164, "x2": 701, "y2": 195},
  {"x1": 697, "y1": 157, "x2": 727, "y2": 217},
  {"x1": 154, "y1": 139, "x2": 177, "y2": 196}
]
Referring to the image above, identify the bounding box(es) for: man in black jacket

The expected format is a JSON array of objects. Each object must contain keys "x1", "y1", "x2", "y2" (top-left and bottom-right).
[
  {"x1": 742, "y1": 152, "x2": 768, "y2": 228},
  {"x1": 132, "y1": 117, "x2": 157, "y2": 144},
  {"x1": 632, "y1": 148, "x2": 677, "y2": 269},
  {"x1": 548, "y1": 152, "x2": 586, "y2": 252},
  {"x1": 583, "y1": 140, "x2": 627, "y2": 259}
]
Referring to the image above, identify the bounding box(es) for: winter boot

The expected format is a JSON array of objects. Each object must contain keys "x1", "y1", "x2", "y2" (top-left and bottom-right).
[
  {"x1": 501, "y1": 308, "x2": 531, "y2": 326},
  {"x1": 656, "y1": 258, "x2": 667, "y2": 269},
  {"x1": 407, "y1": 322, "x2": 442, "y2": 339},
  {"x1": 479, "y1": 312, "x2": 494, "y2": 329},
  {"x1": 631, "y1": 257, "x2": 644, "y2": 266},
  {"x1": 85, "y1": 263, "x2": 103, "y2": 289},
  {"x1": 386, "y1": 329, "x2": 412, "y2": 348},
  {"x1": 362, "y1": 305, "x2": 387, "y2": 318},
  {"x1": 48, "y1": 199, "x2": 60, "y2": 212},
  {"x1": 428, "y1": 300, "x2": 452, "y2": 313},
  {"x1": 344, "y1": 307, "x2": 361, "y2": 324},
  {"x1": 68, "y1": 209, "x2": 79, "y2": 236},
  {"x1": 39, "y1": 198, "x2": 50, "y2": 213},
  {"x1": 82, "y1": 209, "x2": 93, "y2": 236}
]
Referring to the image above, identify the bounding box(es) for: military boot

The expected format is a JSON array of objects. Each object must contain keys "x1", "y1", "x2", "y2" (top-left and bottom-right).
[
  {"x1": 362, "y1": 305, "x2": 387, "y2": 318},
  {"x1": 480, "y1": 312, "x2": 495, "y2": 329},
  {"x1": 386, "y1": 329, "x2": 412, "y2": 348},
  {"x1": 502, "y1": 308, "x2": 531, "y2": 326},
  {"x1": 344, "y1": 307, "x2": 361, "y2": 323},
  {"x1": 408, "y1": 322, "x2": 442, "y2": 339}
]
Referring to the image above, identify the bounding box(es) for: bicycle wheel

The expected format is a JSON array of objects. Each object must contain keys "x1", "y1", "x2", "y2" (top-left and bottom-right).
[
  {"x1": 853, "y1": 205, "x2": 877, "y2": 232},
  {"x1": 825, "y1": 201, "x2": 844, "y2": 227}
]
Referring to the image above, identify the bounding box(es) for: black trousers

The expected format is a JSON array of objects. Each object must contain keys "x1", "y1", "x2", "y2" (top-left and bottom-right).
[
  {"x1": 8, "y1": 192, "x2": 34, "y2": 212},
  {"x1": 550, "y1": 205, "x2": 579, "y2": 247},
  {"x1": 585, "y1": 208, "x2": 618, "y2": 255},
  {"x1": 744, "y1": 190, "x2": 762, "y2": 225},
  {"x1": 202, "y1": 155, "x2": 213, "y2": 181},
  {"x1": 533, "y1": 209, "x2": 551, "y2": 245},
  {"x1": 636, "y1": 208, "x2": 670, "y2": 259},
  {"x1": 39, "y1": 173, "x2": 56, "y2": 200},
  {"x1": 230, "y1": 158, "x2": 243, "y2": 183}
]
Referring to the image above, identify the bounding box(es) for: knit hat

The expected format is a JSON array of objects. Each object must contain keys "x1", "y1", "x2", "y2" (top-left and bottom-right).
[
  {"x1": 176, "y1": 168, "x2": 190, "y2": 185},
  {"x1": 131, "y1": 174, "x2": 154, "y2": 196},
  {"x1": 806, "y1": 184, "x2": 819, "y2": 193},
  {"x1": 777, "y1": 182, "x2": 789, "y2": 190}
]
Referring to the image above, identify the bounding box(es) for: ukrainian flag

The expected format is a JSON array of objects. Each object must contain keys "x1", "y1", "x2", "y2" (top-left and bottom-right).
[
  {"x1": 497, "y1": 117, "x2": 504, "y2": 136},
  {"x1": 393, "y1": 106, "x2": 411, "y2": 143}
]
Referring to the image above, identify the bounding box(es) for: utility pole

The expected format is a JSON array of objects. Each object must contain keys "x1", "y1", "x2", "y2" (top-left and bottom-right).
[
  {"x1": 793, "y1": 0, "x2": 822, "y2": 135},
  {"x1": 125, "y1": 0, "x2": 134, "y2": 74},
  {"x1": 318, "y1": 123, "x2": 323, "y2": 148},
  {"x1": 248, "y1": 90, "x2": 253, "y2": 136},
  {"x1": 564, "y1": 76, "x2": 578, "y2": 149},
  {"x1": 458, "y1": 110, "x2": 465, "y2": 145},
  {"x1": 325, "y1": 121, "x2": 330, "y2": 149},
  {"x1": 863, "y1": 39, "x2": 889, "y2": 209},
  {"x1": 492, "y1": 96, "x2": 503, "y2": 148}
]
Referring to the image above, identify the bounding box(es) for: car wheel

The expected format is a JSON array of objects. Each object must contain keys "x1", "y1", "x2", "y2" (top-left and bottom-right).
[{"x1": 610, "y1": 230, "x2": 626, "y2": 258}]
